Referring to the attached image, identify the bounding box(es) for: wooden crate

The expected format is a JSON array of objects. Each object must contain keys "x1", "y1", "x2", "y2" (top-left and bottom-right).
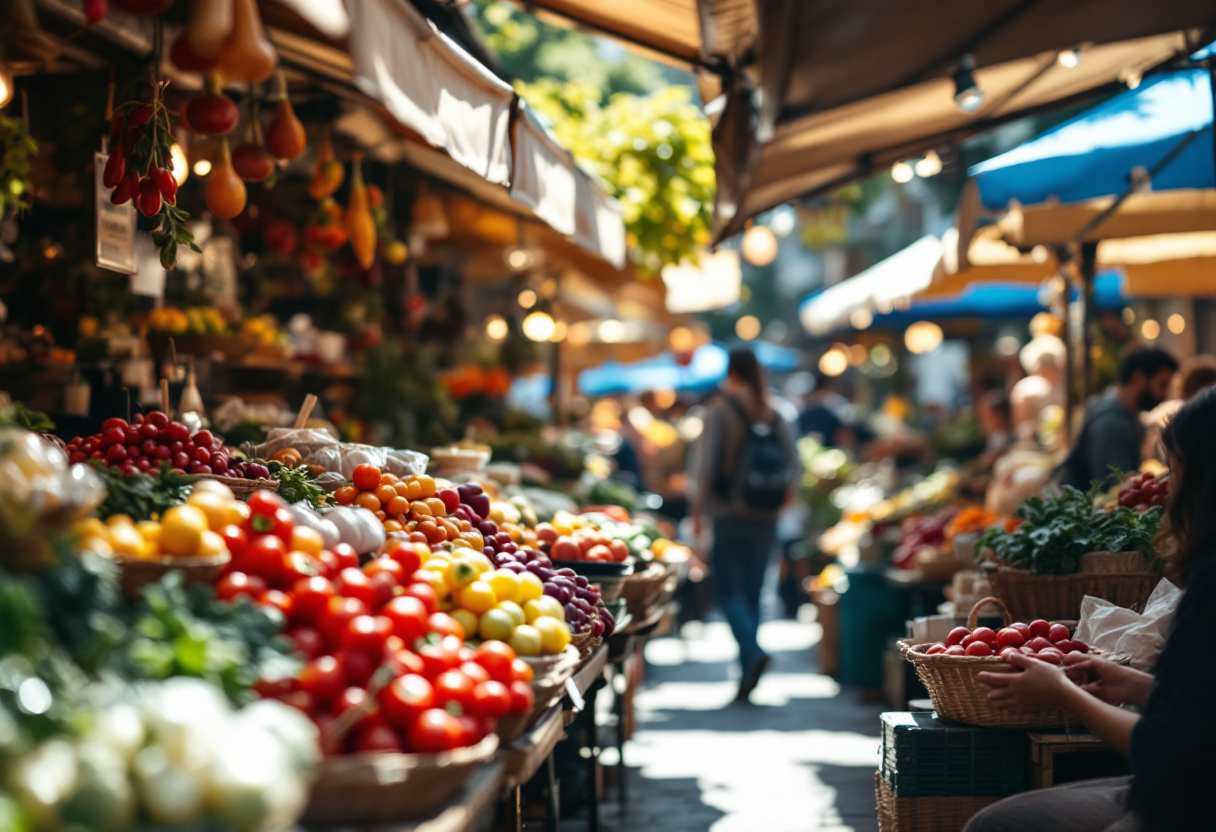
[{"x1": 1027, "y1": 732, "x2": 1129, "y2": 788}]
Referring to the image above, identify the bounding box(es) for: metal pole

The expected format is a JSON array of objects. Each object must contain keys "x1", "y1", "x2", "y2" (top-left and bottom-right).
[{"x1": 1080, "y1": 243, "x2": 1098, "y2": 404}]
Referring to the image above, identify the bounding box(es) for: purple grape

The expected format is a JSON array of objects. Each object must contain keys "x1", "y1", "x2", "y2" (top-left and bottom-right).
[
  {"x1": 478, "y1": 520, "x2": 498, "y2": 537},
  {"x1": 556, "y1": 568, "x2": 575, "y2": 578},
  {"x1": 559, "y1": 587, "x2": 573, "y2": 604},
  {"x1": 525, "y1": 562, "x2": 543, "y2": 575},
  {"x1": 543, "y1": 583, "x2": 562, "y2": 600},
  {"x1": 564, "y1": 603, "x2": 580, "y2": 621},
  {"x1": 495, "y1": 532, "x2": 512, "y2": 546},
  {"x1": 246, "y1": 463, "x2": 270, "y2": 479},
  {"x1": 503, "y1": 562, "x2": 526, "y2": 574},
  {"x1": 500, "y1": 542, "x2": 517, "y2": 554},
  {"x1": 574, "y1": 598, "x2": 592, "y2": 614},
  {"x1": 575, "y1": 588, "x2": 595, "y2": 602},
  {"x1": 484, "y1": 547, "x2": 496, "y2": 558},
  {"x1": 592, "y1": 619, "x2": 605, "y2": 637},
  {"x1": 519, "y1": 549, "x2": 536, "y2": 563},
  {"x1": 536, "y1": 568, "x2": 554, "y2": 581},
  {"x1": 551, "y1": 576, "x2": 573, "y2": 589},
  {"x1": 574, "y1": 575, "x2": 589, "y2": 588}
]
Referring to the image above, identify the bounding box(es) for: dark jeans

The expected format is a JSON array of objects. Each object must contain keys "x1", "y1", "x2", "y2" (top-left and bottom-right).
[
  {"x1": 711, "y1": 516, "x2": 776, "y2": 674},
  {"x1": 964, "y1": 777, "x2": 1142, "y2": 832}
]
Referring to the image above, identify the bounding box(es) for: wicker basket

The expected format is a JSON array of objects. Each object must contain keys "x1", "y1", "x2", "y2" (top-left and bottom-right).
[
  {"x1": 497, "y1": 647, "x2": 580, "y2": 742},
  {"x1": 988, "y1": 567, "x2": 1158, "y2": 620},
  {"x1": 303, "y1": 734, "x2": 498, "y2": 824},
  {"x1": 903, "y1": 597, "x2": 1079, "y2": 729},
  {"x1": 1077, "y1": 552, "x2": 1151, "y2": 574},
  {"x1": 196, "y1": 473, "x2": 278, "y2": 499},
  {"x1": 113, "y1": 553, "x2": 229, "y2": 601},
  {"x1": 620, "y1": 562, "x2": 669, "y2": 616},
  {"x1": 875, "y1": 771, "x2": 999, "y2": 832}
]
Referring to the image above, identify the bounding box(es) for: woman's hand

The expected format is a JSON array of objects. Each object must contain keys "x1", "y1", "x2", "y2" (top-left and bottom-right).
[
  {"x1": 977, "y1": 653, "x2": 1073, "y2": 711},
  {"x1": 1061, "y1": 654, "x2": 1154, "y2": 708}
]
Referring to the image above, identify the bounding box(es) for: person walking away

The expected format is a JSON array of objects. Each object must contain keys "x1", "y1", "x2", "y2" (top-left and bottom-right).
[
  {"x1": 966, "y1": 384, "x2": 1216, "y2": 832},
  {"x1": 690, "y1": 348, "x2": 798, "y2": 702},
  {"x1": 1055, "y1": 348, "x2": 1177, "y2": 490},
  {"x1": 1011, "y1": 334, "x2": 1066, "y2": 441}
]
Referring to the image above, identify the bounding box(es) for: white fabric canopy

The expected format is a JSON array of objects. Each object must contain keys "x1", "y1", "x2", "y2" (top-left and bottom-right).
[
  {"x1": 573, "y1": 170, "x2": 627, "y2": 270},
  {"x1": 510, "y1": 104, "x2": 578, "y2": 237},
  {"x1": 347, "y1": 0, "x2": 513, "y2": 185}
]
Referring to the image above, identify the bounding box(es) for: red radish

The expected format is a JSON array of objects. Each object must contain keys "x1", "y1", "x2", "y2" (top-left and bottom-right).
[{"x1": 945, "y1": 627, "x2": 970, "y2": 647}]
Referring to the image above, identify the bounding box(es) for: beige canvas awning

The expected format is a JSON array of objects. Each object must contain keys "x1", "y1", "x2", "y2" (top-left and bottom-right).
[
  {"x1": 992, "y1": 189, "x2": 1216, "y2": 247},
  {"x1": 712, "y1": 0, "x2": 1215, "y2": 241}
]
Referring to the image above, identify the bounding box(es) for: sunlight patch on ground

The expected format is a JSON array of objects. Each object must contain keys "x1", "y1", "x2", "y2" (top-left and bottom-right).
[{"x1": 644, "y1": 619, "x2": 823, "y2": 668}]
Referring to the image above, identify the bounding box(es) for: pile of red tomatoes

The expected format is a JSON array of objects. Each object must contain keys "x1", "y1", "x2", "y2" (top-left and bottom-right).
[
  {"x1": 924, "y1": 619, "x2": 1090, "y2": 665},
  {"x1": 224, "y1": 490, "x2": 534, "y2": 755}
]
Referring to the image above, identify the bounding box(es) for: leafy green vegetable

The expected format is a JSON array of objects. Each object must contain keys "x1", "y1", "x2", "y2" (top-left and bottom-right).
[
  {"x1": 91, "y1": 463, "x2": 195, "y2": 521},
  {"x1": 0, "y1": 116, "x2": 37, "y2": 224},
  {"x1": 0, "y1": 402, "x2": 54, "y2": 433},
  {"x1": 272, "y1": 464, "x2": 328, "y2": 509},
  {"x1": 978, "y1": 486, "x2": 1162, "y2": 575}
]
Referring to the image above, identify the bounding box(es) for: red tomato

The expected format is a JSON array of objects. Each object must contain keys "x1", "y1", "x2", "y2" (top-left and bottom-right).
[
  {"x1": 945, "y1": 627, "x2": 970, "y2": 647},
  {"x1": 433, "y1": 671, "x2": 476, "y2": 713},
  {"x1": 944, "y1": 645, "x2": 966, "y2": 656},
  {"x1": 332, "y1": 543, "x2": 359, "y2": 572},
  {"x1": 364, "y1": 557, "x2": 406, "y2": 583},
  {"x1": 285, "y1": 626, "x2": 325, "y2": 660},
  {"x1": 508, "y1": 680, "x2": 534, "y2": 715},
  {"x1": 101, "y1": 417, "x2": 129, "y2": 433},
  {"x1": 925, "y1": 643, "x2": 947, "y2": 655},
  {"x1": 387, "y1": 649, "x2": 426, "y2": 677},
  {"x1": 352, "y1": 464, "x2": 382, "y2": 492},
  {"x1": 511, "y1": 659, "x2": 534, "y2": 684},
  {"x1": 332, "y1": 686, "x2": 379, "y2": 732},
  {"x1": 383, "y1": 596, "x2": 429, "y2": 645},
  {"x1": 217, "y1": 572, "x2": 266, "y2": 603},
  {"x1": 245, "y1": 504, "x2": 294, "y2": 545},
  {"x1": 258, "y1": 589, "x2": 295, "y2": 620},
  {"x1": 279, "y1": 689, "x2": 317, "y2": 717},
  {"x1": 380, "y1": 674, "x2": 435, "y2": 728},
  {"x1": 1070, "y1": 640, "x2": 1090, "y2": 654},
  {"x1": 244, "y1": 536, "x2": 288, "y2": 583},
  {"x1": 344, "y1": 615, "x2": 394, "y2": 656},
  {"x1": 970, "y1": 627, "x2": 997, "y2": 646},
  {"x1": 474, "y1": 641, "x2": 517, "y2": 684},
  {"x1": 220, "y1": 525, "x2": 249, "y2": 560},
  {"x1": 318, "y1": 596, "x2": 370, "y2": 647},
  {"x1": 408, "y1": 709, "x2": 463, "y2": 753},
  {"x1": 455, "y1": 714, "x2": 487, "y2": 746},
  {"x1": 998, "y1": 646, "x2": 1019, "y2": 661},
  {"x1": 459, "y1": 662, "x2": 491, "y2": 686},
  {"x1": 317, "y1": 550, "x2": 340, "y2": 579},
  {"x1": 471, "y1": 680, "x2": 511, "y2": 720},
  {"x1": 253, "y1": 675, "x2": 295, "y2": 699},
  {"x1": 428, "y1": 612, "x2": 465, "y2": 640},
  {"x1": 1018, "y1": 645, "x2": 1036, "y2": 655},
  {"x1": 292, "y1": 577, "x2": 336, "y2": 624},
  {"x1": 336, "y1": 568, "x2": 376, "y2": 607},
  {"x1": 1026, "y1": 637, "x2": 1053, "y2": 653},
  {"x1": 585, "y1": 544, "x2": 613, "y2": 563},
  {"x1": 457, "y1": 646, "x2": 476, "y2": 664},
  {"x1": 418, "y1": 643, "x2": 456, "y2": 679},
  {"x1": 1036, "y1": 649, "x2": 1063, "y2": 665},
  {"x1": 607, "y1": 539, "x2": 631, "y2": 563},
  {"x1": 353, "y1": 723, "x2": 403, "y2": 754},
  {"x1": 280, "y1": 551, "x2": 323, "y2": 587},
  {"x1": 336, "y1": 648, "x2": 378, "y2": 688},
  {"x1": 401, "y1": 583, "x2": 437, "y2": 615},
  {"x1": 1028, "y1": 619, "x2": 1051, "y2": 639},
  {"x1": 1011, "y1": 622, "x2": 1031, "y2": 638},
  {"x1": 995, "y1": 628, "x2": 1025, "y2": 650},
  {"x1": 248, "y1": 489, "x2": 287, "y2": 516},
  {"x1": 386, "y1": 541, "x2": 425, "y2": 578},
  {"x1": 1048, "y1": 623, "x2": 1071, "y2": 644},
  {"x1": 964, "y1": 641, "x2": 993, "y2": 657},
  {"x1": 368, "y1": 571, "x2": 398, "y2": 610},
  {"x1": 299, "y1": 656, "x2": 345, "y2": 705}
]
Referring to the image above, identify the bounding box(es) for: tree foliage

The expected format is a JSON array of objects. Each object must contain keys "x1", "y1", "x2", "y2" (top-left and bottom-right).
[{"x1": 472, "y1": 3, "x2": 714, "y2": 274}]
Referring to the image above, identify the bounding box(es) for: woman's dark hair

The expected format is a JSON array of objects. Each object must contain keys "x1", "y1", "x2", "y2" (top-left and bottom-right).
[
  {"x1": 1177, "y1": 355, "x2": 1216, "y2": 401},
  {"x1": 1160, "y1": 384, "x2": 1216, "y2": 583},
  {"x1": 727, "y1": 347, "x2": 765, "y2": 402}
]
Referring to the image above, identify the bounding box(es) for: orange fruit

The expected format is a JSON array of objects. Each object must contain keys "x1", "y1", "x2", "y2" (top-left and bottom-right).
[
  {"x1": 415, "y1": 475, "x2": 437, "y2": 498},
  {"x1": 354, "y1": 491, "x2": 381, "y2": 512},
  {"x1": 334, "y1": 485, "x2": 358, "y2": 505},
  {"x1": 375, "y1": 484, "x2": 397, "y2": 505},
  {"x1": 379, "y1": 472, "x2": 399, "y2": 486},
  {"x1": 409, "y1": 501, "x2": 432, "y2": 518},
  {"x1": 352, "y1": 464, "x2": 382, "y2": 492},
  {"x1": 374, "y1": 510, "x2": 387, "y2": 521},
  {"x1": 424, "y1": 497, "x2": 447, "y2": 517},
  {"x1": 384, "y1": 519, "x2": 403, "y2": 533},
  {"x1": 386, "y1": 496, "x2": 410, "y2": 517},
  {"x1": 393, "y1": 481, "x2": 412, "y2": 498},
  {"x1": 406, "y1": 480, "x2": 423, "y2": 500}
]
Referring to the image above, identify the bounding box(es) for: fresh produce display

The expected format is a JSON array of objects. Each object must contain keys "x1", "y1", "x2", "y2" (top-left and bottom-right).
[
  {"x1": 890, "y1": 510, "x2": 955, "y2": 569},
  {"x1": 90, "y1": 464, "x2": 195, "y2": 523},
  {"x1": 73, "y1": 478, "x2": 246, "y2": 560},
  {"x1": 978, "y1": 486, "x2": 1162, "y2": 575},
  {"x1": 64, "y1": 412, "x2": 270, "y2": 479},
  {"x1": 532, "y1": 510, "x2": 649, "y2": 564},
  {"x1": 1117, "y1": 471, "x2": 1170, "y2": 511},
  {"x1": 334, "y1": 464, "x2": 483, "y2": 544},
  {"x1": 920, "y1": 619, "x2": 1090, "y2": 664}
]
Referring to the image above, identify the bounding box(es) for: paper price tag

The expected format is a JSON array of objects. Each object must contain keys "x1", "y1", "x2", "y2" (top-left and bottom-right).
[
  {"x1": 564, "y1": 677, "x2": 584, "y2": 713},
  {"x1": 94, "y1": 151, "x2": 137, "y2": 275}
]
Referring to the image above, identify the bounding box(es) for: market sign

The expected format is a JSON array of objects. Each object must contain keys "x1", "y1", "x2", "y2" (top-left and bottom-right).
[{"x1": 94, "y1": 151, "x2": 137, "y2": 275}]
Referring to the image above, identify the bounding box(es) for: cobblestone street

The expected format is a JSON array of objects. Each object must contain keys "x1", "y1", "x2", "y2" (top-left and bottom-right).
[{"x1": 601, "y1": 614, "x2": 883, "y2": 832}]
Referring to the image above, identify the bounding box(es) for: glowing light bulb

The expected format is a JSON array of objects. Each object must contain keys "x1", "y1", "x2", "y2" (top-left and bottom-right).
[
  {"x1": 521, "y1": 311, "x2": 556, "y2": 342},
  {"x1": 891, "y1": 161, "x2": 914, "y2": 183},
  {"x1": 485, "y1": 315, "x2": 508, "y2": 342}
]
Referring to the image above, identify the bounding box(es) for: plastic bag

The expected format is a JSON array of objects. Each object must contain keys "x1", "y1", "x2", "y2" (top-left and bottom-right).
[
  {"x1": 254, "y1": 429, "x2": 428, "y2": 479},
  {"x1": 1075, "y1": 579, "x2": 1181, "y2": 670}
]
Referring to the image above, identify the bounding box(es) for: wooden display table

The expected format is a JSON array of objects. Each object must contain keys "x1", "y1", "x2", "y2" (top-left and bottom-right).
[
  {"x1": 570, "y1": 644, "x2": 608, "y2": 704},
  {"x1": 311, "y1": 760, "x2": 503, "y2": 832},
  {"x1": 499, "y1": 705, "x2": 565, "y2": 791},
  {"x1": 1028, "y1": 731, "x2": 1127, "y2": 788}
]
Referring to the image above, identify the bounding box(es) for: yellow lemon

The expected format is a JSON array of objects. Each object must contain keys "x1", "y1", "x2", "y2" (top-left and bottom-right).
[
  {"x1": 450, "y1": 609, "x2": 479, "y2": 640},
  {"x1": 187, "y1": 491, "x2": 230, "y2": 531},
  {"x1": 106, "y1": 514, "x2": 135, "y2": 528},
  {"x1": 224, "y1": 500, "x2": 251, "y2": 527},
  {"x1": 136, "y1": 520, "x2": 162, "y2": 545},
  {"x1": 478, "y1": 608, "x2": 516, "y2": 641},
  {"x1": 107, "y1": 522, "x2": 148, "y2": 559},
  {"x1": 197, "y1": 530, "x2": 228, "y2": 557},
  {"x1": 508, "y1": 624, "x2": 543, "y2": 657},
  {"x1": 487, "y1": 570, "x2": 520, "y2": 603},
  {"x1": 516, "y1": 572, "x2": 544, "y2": 603},
  {"x1": 459, "y1": 581, "x2": 497, "y2": 615},
  {"x1": 533, "y1": 617, "x2": 571, "y2": 655},
  {"x1": 158, "y1": 506, "x2": 208, "y2": 556},
  {"x1": 497, "y1": 600, "x2": 526, "y2": 628},
  {"x1": 76, "y1": 518, "x2": 109, "y2": 540}
]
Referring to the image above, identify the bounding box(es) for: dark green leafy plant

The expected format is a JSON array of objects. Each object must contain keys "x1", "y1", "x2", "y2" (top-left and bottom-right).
[
  {"x1": 0, "y1": 115, "x2": 36, "y2": 223},
  {"x1": 91, "y1": 463, "x2": 196, "y2": 522},
  {"x1": 0, "y1": 402, "x2": 54, "y2": 433},
  {"x1": 271, "y1": 464, "x2": 328, "y2": 509},
  {"x1": 978, "y1": 486, "x2": 1162, "y2": 575}
]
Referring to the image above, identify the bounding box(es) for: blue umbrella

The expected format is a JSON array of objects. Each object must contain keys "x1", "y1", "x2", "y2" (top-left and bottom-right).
[
  {"x1": 577, "y1": 341, "x2": 800, "y2": 396},
  {"x1": 970, "y1": 68, "x2": 1214, "y2": 211}
]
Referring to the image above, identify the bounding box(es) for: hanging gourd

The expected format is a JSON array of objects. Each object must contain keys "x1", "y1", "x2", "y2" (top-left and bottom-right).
[
  {"x1": 217, "y1": 0, "x2": 276, "y2": 84},
  {"x1": 345, "y1": 154, "x2": 376, "y2": 270},
  {"x1": 264, "y1": 70, "x2": 305, "y2": 160},
  {"x1": 206, "y1": 138, "x2": 247, "y2": 218},
  {"x1": 185, "y1": 75, "x2": 239, "y2": 136},
  {"x1": 186, "y1": 0, "x2": 233, "y2": 59},
  {"x1": 170, "y1": 31, "x2": 218, "y2": 74},
  {"x1": 308, "y1": 136, "x2": 343, "y2": 200}
]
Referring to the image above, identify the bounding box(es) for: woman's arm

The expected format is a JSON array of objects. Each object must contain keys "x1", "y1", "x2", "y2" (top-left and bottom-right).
[{"x1": 979, "y1": 653, "x2": 1140, "y2": 754}]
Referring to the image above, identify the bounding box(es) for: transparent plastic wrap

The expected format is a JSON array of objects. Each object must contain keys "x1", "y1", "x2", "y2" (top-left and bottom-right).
[
  {"x1": 254, "y1": 428, "x2": 428, "y2": 479},
  {"x1": 0, "y1": 428, "x2": 106, "y2": 570}
]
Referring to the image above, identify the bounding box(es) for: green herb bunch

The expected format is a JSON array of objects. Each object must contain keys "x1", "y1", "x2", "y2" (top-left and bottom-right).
[
  {"x1": 978, "y1": 486, "x2": 1163, "y2": 575},
  {"x1": 0, "y1": 115, "x2": 37, "y2": 223},
  {"x1": 91, "y1": 463, "x2": 195, "y2": 522},
  {"x1": 270, "y1": 463, "x2": 327, "y2": 509}
]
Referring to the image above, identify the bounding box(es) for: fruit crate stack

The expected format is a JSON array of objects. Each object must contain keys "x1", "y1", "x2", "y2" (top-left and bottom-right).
[{"x1": 877, "y1": 711, "x2": 1028, "y2": 832}]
